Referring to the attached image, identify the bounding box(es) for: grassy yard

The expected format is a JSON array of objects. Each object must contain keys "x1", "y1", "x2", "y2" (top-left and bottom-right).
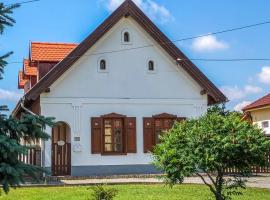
[{"x1": 0, "y1": 184, "x2": 270, "y2": 200}]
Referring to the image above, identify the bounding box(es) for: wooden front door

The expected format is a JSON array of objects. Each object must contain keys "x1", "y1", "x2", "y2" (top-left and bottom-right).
[{"x1": 52, "y1": 122, "x2": 71, "y2": 176}]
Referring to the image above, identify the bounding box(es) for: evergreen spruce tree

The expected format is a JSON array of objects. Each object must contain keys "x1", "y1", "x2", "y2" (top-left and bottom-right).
[{"x1": 0, "y1": 2, "x2": 54, "y2": 194}]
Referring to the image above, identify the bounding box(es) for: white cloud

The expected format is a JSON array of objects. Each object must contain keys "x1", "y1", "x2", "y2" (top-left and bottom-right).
[
  {"x1": 258, "y1": 66, "x2": 270, "y2": 84},
  {"x1": 220, "y1": 85, "x2": 262, "y2": 101},
  {"x1": 220, "y1": 86, "x2": 245, "y2": 101},
  {"x1": 0, "y1": 89, "x2": 22, "y2": 101},
  {"x1": 233, "y1": 101, "x2": 252, "y2": 112},
  {"x1": 244, "y1": 85, "x2": 263, "y2": 94},
  {"x1": 192, "y1": 35, "x2": 229, "y2": 52},
  {"x1": 102, "y1": 0, "x2": 173, "y2": 24}
]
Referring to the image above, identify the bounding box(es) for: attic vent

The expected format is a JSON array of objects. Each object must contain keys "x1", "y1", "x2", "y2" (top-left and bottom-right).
[
  {"x1": 148, "y1": 60, "x2": 154, "y2": 71},
  {"x1": 124, "y1": 32, "x2": 130, "y2": 42},
  {"x1": 100, "y1": 59, "x2": 106, "y2": 70},
  {"x1": 98, "y1": 57, "x2": 109, "y2": 73},
  {"x1": 121, "y1": 29, "x2": 132, "y2": 44}
]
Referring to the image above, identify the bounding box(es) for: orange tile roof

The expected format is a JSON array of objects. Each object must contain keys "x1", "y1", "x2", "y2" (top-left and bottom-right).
[
  {"x1": 18, "y1": 70, "x2": 29, "y2": 89},
  {"x1": 23, "y1": 59, "x2": 38, "y2": 76},
  {"x1": 243, "y1": 93, "x2": 270, "y2": 111},
  {"x1": 31, "y1": 42, "x2": 78, "y2": 62}
]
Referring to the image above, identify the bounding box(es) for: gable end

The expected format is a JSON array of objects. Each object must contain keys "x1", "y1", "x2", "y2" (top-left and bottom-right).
[{"x1": 24, "y1": 0, "x2": 227, "y2": 105}]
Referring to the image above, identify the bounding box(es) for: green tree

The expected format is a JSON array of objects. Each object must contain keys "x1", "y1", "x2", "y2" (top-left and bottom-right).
[
  {"x1": 0, "y1": 2, "x2": 54, "y2": 193},
  {"x1": 153, "y1": 106, "x2": 270, "y2": 200}
]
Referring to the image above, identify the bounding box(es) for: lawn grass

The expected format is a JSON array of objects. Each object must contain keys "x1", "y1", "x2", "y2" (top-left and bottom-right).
[{"x1": 0, "y1": 184, "x2": 270, "y2": 200}]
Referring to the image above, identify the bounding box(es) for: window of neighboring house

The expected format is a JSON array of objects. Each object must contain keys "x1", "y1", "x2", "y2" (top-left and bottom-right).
[
  {"x1": 262, "y1": 121, "x2": 269, "y2": 129},
  {"x1": 104, "y1": 118, "x2": 124, "y2": 153},
  {"x1": 100, "y1": 59, "x2": 106, "y2": 70}
]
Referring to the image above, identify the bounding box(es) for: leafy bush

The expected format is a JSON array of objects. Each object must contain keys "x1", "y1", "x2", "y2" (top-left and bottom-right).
[
  {"x1": 88, "y1": 185, "x2": 118, "y2": 200},
  {"x1": 153, "y1": 105, "x2": 270, "y2": 200}
]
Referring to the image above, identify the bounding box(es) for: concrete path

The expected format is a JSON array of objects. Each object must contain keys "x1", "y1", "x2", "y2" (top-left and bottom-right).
[{"x1": 59, "y1": 175, "x2": 270, "y2": 189}]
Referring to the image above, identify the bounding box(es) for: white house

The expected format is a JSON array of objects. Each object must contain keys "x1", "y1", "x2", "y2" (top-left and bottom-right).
[{"x1": 14, "y1": 0, "x2": 226, "y2": 176}]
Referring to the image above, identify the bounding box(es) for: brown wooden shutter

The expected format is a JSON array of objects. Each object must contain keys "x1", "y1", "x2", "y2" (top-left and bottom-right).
[
  {"x1": 125, "y1": 117, "x2": 137, "y2": 153},
  {"x1": 143, "y1": 117, "x2": 154, "y2": 153},
  {"x1": 91, "y1": 117, "x2": 102, "y2": 154}
]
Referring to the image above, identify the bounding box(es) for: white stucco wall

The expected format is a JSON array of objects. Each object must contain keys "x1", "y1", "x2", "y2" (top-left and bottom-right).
[
  {"x1": 250, "y1": 107, "x2": 270, "y2": 135},
  {"x1": 40, "y1": 18, "x2": 208, "y2": 168}
]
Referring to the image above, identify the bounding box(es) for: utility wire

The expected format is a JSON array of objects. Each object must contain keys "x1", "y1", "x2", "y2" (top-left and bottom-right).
[
  {"x1": 174, "y1": 20, "x2": 270, "y2": 43},
  {"x1": 3, "y1": 2, "x2": 270, "y2": 63},
  {"x1": 59, "y1": 20, "x2": 270, "y2": 60}
]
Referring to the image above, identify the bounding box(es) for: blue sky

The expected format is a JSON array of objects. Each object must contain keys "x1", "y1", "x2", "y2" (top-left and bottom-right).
[{"x1": 1, "y1": 0, "x2": 270, "y2": 113}]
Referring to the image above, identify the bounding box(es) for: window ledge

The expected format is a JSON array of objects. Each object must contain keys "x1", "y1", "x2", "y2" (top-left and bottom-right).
[{"x1": 101, "y1": 152, "x2": 128, "y2": 156}]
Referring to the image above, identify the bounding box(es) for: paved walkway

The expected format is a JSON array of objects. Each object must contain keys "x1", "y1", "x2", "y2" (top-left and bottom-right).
[{"x1": 59, "y1": 175, "x2": 270, "y2": 189}]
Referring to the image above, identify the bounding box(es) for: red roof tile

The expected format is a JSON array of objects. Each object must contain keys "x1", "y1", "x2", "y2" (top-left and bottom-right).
[
  {"x1": 243, "y1": 93, "x2": 270, "y2": 111},
  {"x1": 18, "y1": 70, "x2": 29, "y2": 89},
  {"x1": 31, "y1": 42, "x2": 78, "y2": 62},
  {"x1": 23, "y1": 59, "x2": 37, "y2": 76}
]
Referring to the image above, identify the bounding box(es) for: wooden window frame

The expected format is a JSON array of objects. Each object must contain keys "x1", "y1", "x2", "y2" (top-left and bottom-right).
[
  {"x1": 100, "y1": 113, "x2": 127, "y2": 156},
  {"x1": 144, "y1": 113, "x2": 186, "y2": 153},
  {"x1": 153, "y1": 113, "x2": 177, "y2": 146}
]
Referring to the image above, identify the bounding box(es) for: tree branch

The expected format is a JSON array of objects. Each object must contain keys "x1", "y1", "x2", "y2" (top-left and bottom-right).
[
  {"x1": 196, "y1": 173, "x2": 217, "y2": 195},
  {"x1": 205, "y1": 172, "x2": 217, "y2": 188}
]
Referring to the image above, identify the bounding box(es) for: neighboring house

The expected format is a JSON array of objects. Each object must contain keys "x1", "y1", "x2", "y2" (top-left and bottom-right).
[
  {"x1": 13, "y1": 0, "x2": 226, "y2": 176},
  {"x1": 243, "y1": 93, "x2": 270, "y2": 136}
]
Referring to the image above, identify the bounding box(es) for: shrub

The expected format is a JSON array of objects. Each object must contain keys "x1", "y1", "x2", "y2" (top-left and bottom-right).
[{"x1": 88, "y1": 185, "x2": 118, "y2": 200}]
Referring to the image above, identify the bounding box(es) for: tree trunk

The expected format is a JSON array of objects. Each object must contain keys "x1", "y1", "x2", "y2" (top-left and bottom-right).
[{"x1": 215, "y1": 171, "x2": 225, "y2": 200}]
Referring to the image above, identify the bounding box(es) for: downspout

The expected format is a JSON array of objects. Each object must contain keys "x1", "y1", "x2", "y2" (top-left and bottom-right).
[{"x1": 21, "y1": 97, "x2": 46, "y2": 178}]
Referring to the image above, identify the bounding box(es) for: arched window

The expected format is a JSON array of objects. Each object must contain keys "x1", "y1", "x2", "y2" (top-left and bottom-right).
[
  {"x1": 100, "y1": 59, "x2": 106, "y2": 70},
  {"x1": 124, "y1": 32, "x2": 130, "y2": 42},
  {"x1": 148, "y1": 60, "x2": 154, "y2": 71}
]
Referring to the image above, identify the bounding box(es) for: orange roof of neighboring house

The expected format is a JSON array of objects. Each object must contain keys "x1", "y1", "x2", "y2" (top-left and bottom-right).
[
  {"x1": 243, "y1": 93, "x2": 270, "y2": 111},
  {"x1": 18, "y1": 70, "x2": 29, "y2": 89},
  {"x1": 31, "y1": 42, "x2": 78, "y2": 62},
  {"x1": 23, "y1": 59, "x2": 38, "y2": 76}
]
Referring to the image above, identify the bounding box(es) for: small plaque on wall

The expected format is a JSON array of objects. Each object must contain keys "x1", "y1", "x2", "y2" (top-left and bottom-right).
[{"x1": 74, "y1": 137, "x2": 80, "y2": 142}]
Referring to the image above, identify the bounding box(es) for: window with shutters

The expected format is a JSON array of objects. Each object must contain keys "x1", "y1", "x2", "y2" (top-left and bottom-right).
[
  {"x1": 154, "y1": 118, "x2": 174, "y2": 144},
  {"x1": 91, "y1": 113, "x2": 136, "y2": 155},
  {"x1": 143, "y1": 113, "x2": 186, "y2": 153}
]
